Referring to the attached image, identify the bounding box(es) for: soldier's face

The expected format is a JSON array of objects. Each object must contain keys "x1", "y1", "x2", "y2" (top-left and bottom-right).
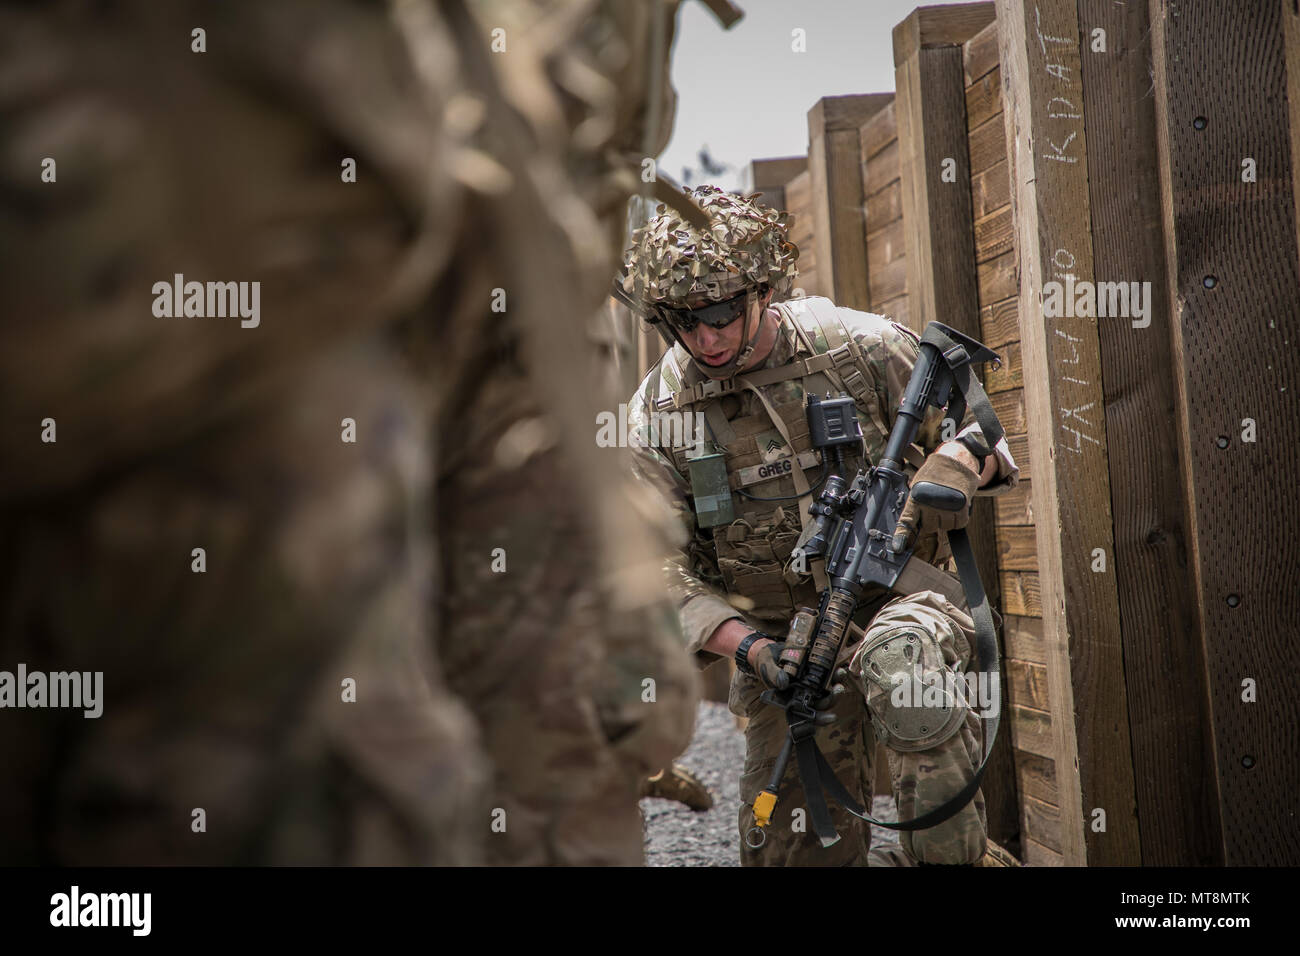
[{"x1": 678, "y1": 290, "x2": 771, "y2": 368}]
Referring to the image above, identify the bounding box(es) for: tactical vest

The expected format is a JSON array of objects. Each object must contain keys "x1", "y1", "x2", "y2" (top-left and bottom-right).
[{"x1": 649, "y1": 297, "x2": 937, "y2": 625}]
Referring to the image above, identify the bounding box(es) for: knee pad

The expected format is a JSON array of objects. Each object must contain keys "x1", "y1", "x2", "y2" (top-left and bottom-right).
[{"x1": 850, "y1": 620, "x2": 968, "y2": 752}]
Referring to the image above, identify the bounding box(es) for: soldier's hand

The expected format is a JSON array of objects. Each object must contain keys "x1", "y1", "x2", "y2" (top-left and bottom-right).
[
  {"x1": 812, "y1": 666, "x2": 850, "y2": 725},
  {"x1": 752, "y1": 640, "x2": 790, "y2": 691},
  {"x1": 890, "y1": 452, "x2": 981, "y2": 552}
]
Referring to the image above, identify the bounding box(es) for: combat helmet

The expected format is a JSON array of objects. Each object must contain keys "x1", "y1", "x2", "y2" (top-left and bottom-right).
[{"x1": 621, "y1": 184, "x2": 799, "y2": 379}]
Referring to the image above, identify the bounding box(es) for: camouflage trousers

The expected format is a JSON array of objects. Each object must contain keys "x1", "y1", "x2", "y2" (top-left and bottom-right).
[{"x1": 732, "y1": 591, "x2": 988, "y2": 866}]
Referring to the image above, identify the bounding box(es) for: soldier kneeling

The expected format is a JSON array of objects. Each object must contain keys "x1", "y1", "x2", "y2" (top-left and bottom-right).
[{"x1": 622, "y1": 186, "x2": 1021, "y2": 866}]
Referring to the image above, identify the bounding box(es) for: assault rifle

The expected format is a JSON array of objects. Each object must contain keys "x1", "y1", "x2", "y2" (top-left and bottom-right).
[{"x1": 746, "y1": 321, "x2": 1006, "y2": 850}]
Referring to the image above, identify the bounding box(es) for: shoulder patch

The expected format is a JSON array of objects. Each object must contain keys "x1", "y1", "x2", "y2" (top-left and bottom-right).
[
  {"x1": 778, "y1": 296, "x2": 839, "y2": 354},
  {"x1": 780, "y1": 297, "x2": 902, "y2": 359}
]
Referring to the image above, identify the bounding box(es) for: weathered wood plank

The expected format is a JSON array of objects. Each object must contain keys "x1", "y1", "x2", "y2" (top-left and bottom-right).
[
  {"x1": 786, "y1": 170, "x2": 820, "y2": 297},
  {"x1": 971, "y1": 157, "x2": 1011, "y2": 219},
  {"x1": 868, "y1": 254, "x2": 907, "y2": 305},
  {"x1": 978, "y1": 297, "x2": 1018, "y2": 350},
  {"x1": 785, "y1": 169, "x2": 812, "y2": 222},
  {"x1": 985, "y1": 340, "x2": 1022, "y2": 393},
  {"x1": 963, "y1": 17, "x2": 1001, "y2": 86},
  {"x1": 1015, "y1": 750, "x2": 1059, "y2": 805},
  {"x1": 974, "y1": 204, "x2": 1014, "y2": 263},
  {"x1": 990, "y1": 388, "x2": 1026, "y2": 435},
  {"x1": 864, "y1": 138, "x2": 901, "y2": 197},
  {"x1": 999, "y1": 571, "x2": 1040, "y2": 617},
  {"x1": 859, "y1": 99, "x2": 897, "y2": 161},
  {"x1": 1150, "y1": 0, "x2": 1300, "y2": 865},
  {"x1": 1023, "y1": 838, "x2": 1064, "y2": 867},
  {"x1": 1022, "y1": 794, "x2": 1063, "y2": 853},
  {"x1": 968, "y1": 112, "x2": 1007, "y2": 174},
  {"x1": 1079, "y1": 0, "x2": 1221, "y2": 867},
  {"x1": 1007, "y1": 659, "x2": 1050, "y2": 712},
  {"x1": 865, "y1": 180, "x2": 903, "y2": 232},
  {"x1": 809, "y1": 95, "x2": 892, "y2": 311},
  {"x1": 1287, "y1": 0, "x2": 1300, "y2": 272},
  {"x1": 966, "y1": 66, "x2": 1002, "y2": 131},
  {"x1": 994, "y1": 477, "x2": 1034, "y2": 526},
  {"x1": 977, "y1": 249, "x2": 1017, "y2": 306},
  {"x1": 896, "y1": 44, "x2": 973, "y2": 332},
  {"x1": 1003, "y1": 612, "x2": 1045, "y2": 664},
  {"x1": 995, "y1": 524, "x2": 1037, "y2": 572},
  {"x1": 1008, "y1": 702, "x2": 1052, "y2": 758},
  {"x1": 866, "y1": 216, "x2": 906, "y2": 275},
  {"x1": 997, "y1": 0, "x2": 1139, "y2": 865}
]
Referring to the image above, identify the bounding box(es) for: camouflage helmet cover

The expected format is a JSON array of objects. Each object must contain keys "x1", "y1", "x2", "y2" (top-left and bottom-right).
[{"x1": 621, "y1": 185, "x2": 799, "y2": 313}]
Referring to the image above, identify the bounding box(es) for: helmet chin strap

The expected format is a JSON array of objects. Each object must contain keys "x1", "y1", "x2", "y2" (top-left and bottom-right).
[{"x1": 691, "y1": 289, "x2": 766, "y2": 381}]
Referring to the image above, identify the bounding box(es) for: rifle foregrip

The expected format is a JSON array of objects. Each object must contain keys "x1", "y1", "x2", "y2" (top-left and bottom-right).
[{"x1": 806, "y1": 590, "x2": 855, "y2": 687}]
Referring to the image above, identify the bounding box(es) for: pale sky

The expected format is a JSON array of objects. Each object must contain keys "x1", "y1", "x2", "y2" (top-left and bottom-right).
[{"x1": 660, "y1": 0, "x2": 934, "y2": 191}]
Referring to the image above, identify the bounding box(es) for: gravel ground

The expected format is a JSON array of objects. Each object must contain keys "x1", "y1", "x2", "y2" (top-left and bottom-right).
[{"x1": 642, "y1": 701, "x2": 899, "y2": 866}]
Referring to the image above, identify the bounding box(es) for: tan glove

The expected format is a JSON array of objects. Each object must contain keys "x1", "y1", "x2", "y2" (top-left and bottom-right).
[
  {"x1": 753, "y1": 641, "x2": 791, "y2": 691},
  {"x1": 890, "y1": 453, "x2": 980, "y2": 553}
]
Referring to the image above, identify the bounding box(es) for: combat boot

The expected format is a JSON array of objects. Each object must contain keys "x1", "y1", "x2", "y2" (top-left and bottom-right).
[{"x1": 640, "y1": 764, "x2": 714, "y2": 811}]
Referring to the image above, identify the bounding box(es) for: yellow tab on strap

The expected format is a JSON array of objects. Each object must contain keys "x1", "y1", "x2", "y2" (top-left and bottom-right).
[{"x1": 752, "y1": 789, "x2": 778, "y2": 828}]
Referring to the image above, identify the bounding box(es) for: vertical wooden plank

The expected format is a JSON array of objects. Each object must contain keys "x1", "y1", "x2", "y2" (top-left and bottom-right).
[
  {"x1": 1015, "y1": 750, "x2": 1058, "y2": 804},
  {"x1": 1023, "y1": 837, "x2": 1065, "y2": 866},
  {"x1": 807, "y1": 95, "x2": 892, "y2": 311},
  {"x1": 785, "y1": 170, "x2": 819, "y2": 297},
  {"x1": 860, "y1": 101, "x2": 898, "y2": 161},
  {"x1": 894, "y1": 28, "x2": 986, "y2": 331},
  {"x1": 1286, "y1": 0, "x2": 1300, "y2": 272},
  {"x1": 743, "y1": 156, "x2": 809, "y2": 215},
  {"x1": 965, "y1": 18, "x2": 1003, "y2": 85},
  {"x1": 997, "y1": 0, "x2": 1140, "y2": 866},
  {"x1": 1150, "y1": 0, "x2": 1300, "y2": 866},
  {"x1": 1077, "y1": 0, "x2": 1221, "y2": 867},
  {"x1": 892, "y1": 2, "x2": 1019, "y2": 855}
]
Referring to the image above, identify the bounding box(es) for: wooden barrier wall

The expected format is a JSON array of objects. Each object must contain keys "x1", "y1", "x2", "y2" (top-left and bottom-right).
[{"x1": 792, "y1": 0, "x2": 1300, "y2": 866}]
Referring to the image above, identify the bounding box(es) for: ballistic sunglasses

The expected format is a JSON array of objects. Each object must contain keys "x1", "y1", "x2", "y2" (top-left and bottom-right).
[{"x1": 656, "y1": 288, "x2": 762, "y2": 334}]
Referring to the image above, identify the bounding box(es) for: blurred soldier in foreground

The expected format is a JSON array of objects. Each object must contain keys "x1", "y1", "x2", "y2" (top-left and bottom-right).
[{"x1": 0, "y1": 0, "x2": 702, "y2": 864}]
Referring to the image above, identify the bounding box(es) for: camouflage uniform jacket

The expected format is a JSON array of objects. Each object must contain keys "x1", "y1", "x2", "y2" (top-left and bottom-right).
[{"x1": 627, "y1": 296, "x2": 1020, "y2": 668}]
